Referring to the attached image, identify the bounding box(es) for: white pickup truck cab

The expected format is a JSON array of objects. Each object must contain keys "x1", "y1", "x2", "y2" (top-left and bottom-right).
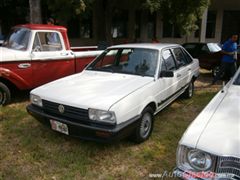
[
  {"x1": 27, "y1": 43, "x2": 199, "y2": 143},
  {"x1": 175, "y1": 67, "x2": 240, "y2": 179}
]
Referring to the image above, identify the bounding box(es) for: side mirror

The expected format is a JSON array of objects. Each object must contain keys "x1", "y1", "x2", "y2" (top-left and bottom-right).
[{"x1": 160, "y1": 70, "x2": 174, "y2": 78}]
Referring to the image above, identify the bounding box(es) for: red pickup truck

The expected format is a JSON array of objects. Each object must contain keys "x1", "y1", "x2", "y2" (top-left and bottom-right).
[{"x1": 0, "y1": 24, "x2": 103, "y2": 105}]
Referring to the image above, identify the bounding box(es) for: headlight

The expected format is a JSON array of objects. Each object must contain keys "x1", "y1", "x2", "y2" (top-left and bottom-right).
[
  {"x1": 88, "y1": 108, "x2": 116, "y2": 124},
  {"x1": 187, "y1": 149, "x2": 212, "y2": 171},
  {"x1": 30, "y1": 94, "x2": 42, "y2": 107},
  {"x1": 177, "y1": 145, "x2": 215, "y2": 172}
]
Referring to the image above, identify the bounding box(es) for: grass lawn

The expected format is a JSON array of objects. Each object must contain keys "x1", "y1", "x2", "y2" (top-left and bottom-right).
[{"x1": 0, "y1": 72, "x2": 221, "y2": 180}]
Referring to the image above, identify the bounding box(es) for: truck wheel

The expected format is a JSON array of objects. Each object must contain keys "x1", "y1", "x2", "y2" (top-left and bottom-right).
[
  {"x1": 131, "y1": 107, "x2": 154, "y2": 143},
  {"x1": 0, "y1": 82, "x2": 11, "y2": 105},
  {"x1": 182, "y1": 81, "x2": 194, "y2": 99}
]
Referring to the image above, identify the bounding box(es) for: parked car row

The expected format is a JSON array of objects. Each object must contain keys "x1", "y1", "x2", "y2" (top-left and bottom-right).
[{"x1": 1, "y1": 24, "x2": 239, "y2": 179}]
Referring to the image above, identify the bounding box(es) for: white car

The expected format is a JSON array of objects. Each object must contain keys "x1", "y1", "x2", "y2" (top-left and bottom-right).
[
  {"x1": 27, "y1": 43, "x2": 199, "y2": 143},
  {"x1": 175, "y1": 68, "x2": 240, "y2": 179}
]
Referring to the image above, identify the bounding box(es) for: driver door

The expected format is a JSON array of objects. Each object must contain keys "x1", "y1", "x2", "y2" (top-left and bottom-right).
[
  {"x1": 155, "y1": 49, "x2": 179, "y2": 110},
  {"x1": 31, "y1": 31, "x2": 75, "y2": 87}
]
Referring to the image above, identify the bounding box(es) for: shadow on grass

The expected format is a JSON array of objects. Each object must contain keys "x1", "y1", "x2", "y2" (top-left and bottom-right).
[{"x1": 11, "y1": 90, "x2": 30, "y2": 104}]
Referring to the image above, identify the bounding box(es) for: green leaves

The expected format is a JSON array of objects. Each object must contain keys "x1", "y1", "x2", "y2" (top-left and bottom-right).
[
  {"x1": 144, "y1": 0, "x2": 210, "y2": 35},
  {"x1": 44, "y1": 0, "x2": 210, "y2": 36}
]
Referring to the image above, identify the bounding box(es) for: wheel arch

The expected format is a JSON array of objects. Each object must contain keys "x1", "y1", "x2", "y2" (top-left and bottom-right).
[{"x1": 0, "y1": 77, "x2": 19, "y2": 92}]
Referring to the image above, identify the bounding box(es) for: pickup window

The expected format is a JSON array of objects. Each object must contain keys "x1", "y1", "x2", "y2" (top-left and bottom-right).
[
  {"x1": 3, "y1": 28, "x2": 30, "y2": 50},
  {"x1": 32, "y1": 32, "x2": 62, "y2": 52}
]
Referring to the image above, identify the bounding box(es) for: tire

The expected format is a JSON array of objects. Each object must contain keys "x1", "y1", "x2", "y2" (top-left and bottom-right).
[
  {"x1": 0, "y1": 82, "x2": 11, "y2": 106},
  {"x1": 212, "y1": 65, "x2": 221, "y2": 78},
  {"x1": 131, "y1": 107, "x2": 154, "y2": 143},
  {"x1": 182, "y1": 81, "x2": 194, "y2": 99}
]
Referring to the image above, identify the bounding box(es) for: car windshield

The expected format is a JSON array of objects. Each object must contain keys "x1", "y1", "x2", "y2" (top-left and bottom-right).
[
  {"x1": 87, "y1": 48, "x2": 158, "y2": 77},
  {"x1": 2, "y1": 28, "x2": 30, "y2": 51},
  {"x1": 207, "y1": 43, "x2": 221, "y2": 52}
]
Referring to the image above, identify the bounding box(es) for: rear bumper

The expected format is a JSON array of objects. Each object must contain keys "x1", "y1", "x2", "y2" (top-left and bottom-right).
[{"x1": 26, "y1": 104, "x2": 140, "y2": 143}]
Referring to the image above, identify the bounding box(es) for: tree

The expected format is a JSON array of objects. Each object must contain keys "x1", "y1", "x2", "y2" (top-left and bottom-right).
[
  {"x1": 42, "y1": 0, "x2": 92, "y2": 25},
  {"x1": 29, "y1": 0, "x2": 42, "y2": 23},
  {"x1": 143, "y1": 0, "x2": 210, "y2": 35}
]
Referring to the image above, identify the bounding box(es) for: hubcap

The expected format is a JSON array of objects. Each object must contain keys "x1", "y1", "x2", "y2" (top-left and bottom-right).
[{"x1": 140, "y1": 113, "x2": 152, "y2": 138}]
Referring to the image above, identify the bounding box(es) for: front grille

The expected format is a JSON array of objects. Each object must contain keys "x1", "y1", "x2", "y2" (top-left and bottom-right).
[
  {"x1": 41, "y1": 100, "x2": 115, "y2": 129},
  {"x1": 215, "y1": 156, "x2": 240, "y2": 179},
  {"x1": 42, "y1": 100, "x2": 89, "y2": 123}
]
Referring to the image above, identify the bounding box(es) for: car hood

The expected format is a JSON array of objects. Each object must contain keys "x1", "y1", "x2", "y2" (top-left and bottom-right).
[
  {"x1": 32, "y1": 70, "x2": 154, "y2": 110},
  {"x1": 180, "y1": 85, "x2": 240, "y2": 157}
]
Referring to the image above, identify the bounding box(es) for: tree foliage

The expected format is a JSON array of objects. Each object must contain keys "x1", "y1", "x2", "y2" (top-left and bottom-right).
[
  {"x1": 41, "y1": 0, "x2": 209, "y2": 35},
  {"x1": 143, "y1": 0, "x2": 210, "y2": 35},
  {"x1": 42, "y1": 0, "x2": 94, "y2": 24}
]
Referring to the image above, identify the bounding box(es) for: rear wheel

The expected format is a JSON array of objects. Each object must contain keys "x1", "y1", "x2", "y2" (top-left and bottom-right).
[
  {"x1": 131, "y1": 107, "x2": 154, "y2": 143},
  {"x1": 0, "y1": 82, "x2": 11, "y2": 106},
  {"x1": 182, "y1": 81, "x2": 194, "y2": 99}
]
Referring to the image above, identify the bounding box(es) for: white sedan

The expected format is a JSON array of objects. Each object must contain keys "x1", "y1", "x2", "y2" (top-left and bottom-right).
[
  {"x1": 175, "y1": 68, "x2": 240, "y2": 179},
  {"x1": 27, "y1": 43, "x2": 199, "y2": 143}
]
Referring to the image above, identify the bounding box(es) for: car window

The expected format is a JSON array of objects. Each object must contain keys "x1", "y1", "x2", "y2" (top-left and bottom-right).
[
  {"x1": 2, "y1": 28, "x2": 30, "y2": 51},
  {"x1": 182, "y1": 48, "x2": 193, "y2": 64},
  {"x1": 172, "y1": 48, "x2": 188, "y2": 67},
  {"x1": 32, "y1": 32, "x2": 62, "y2": 52},
  {"x1": 87, "y1": 48, "x2": 158, "y2": 77},
  {"x1": 182, "y1": 44, "x2": 197, "y2": 50},
  {"x1": 162, "y1": 49, "x2": 177, "y2": 71},
  {"x1": 182, "y1": 44, "x2": 197, "y2": 56},
  {"x1": 94, "y1": 49, "x2": 118, "y2": 68},
  {"x1": 207, "y1": 43, "x2": 222, "y2": 52},
  {"x1": 200, "y1": 45, "x2": 210, "y2": 54}
]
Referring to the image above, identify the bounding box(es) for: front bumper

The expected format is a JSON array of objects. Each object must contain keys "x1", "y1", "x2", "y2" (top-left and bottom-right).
[{"x1": 26, "y1": 104, "x2": 140, "y2": 143}]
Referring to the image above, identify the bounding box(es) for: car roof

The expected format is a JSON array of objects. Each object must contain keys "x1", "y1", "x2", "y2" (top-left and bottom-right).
[
  {"x1": 14, "y1": 24, "x2": 67, "y2": 32},
  {"x1": 109, "y1": 43, "x2": 180, "y2": 50}
]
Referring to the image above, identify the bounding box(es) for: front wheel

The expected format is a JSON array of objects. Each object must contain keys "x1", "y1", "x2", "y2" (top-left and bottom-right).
[
  {"x1": 182, "y1": 81, "x2": 194, "y2": 99},
  {"x1": 131, "y1": 107, "x2": 154, "y2": 143},
  {"x1": 0, "y1": 82, "x2": 11, "y2": 106}
]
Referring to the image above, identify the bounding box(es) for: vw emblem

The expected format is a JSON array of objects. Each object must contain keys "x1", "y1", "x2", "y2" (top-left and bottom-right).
[{"x1": 58, "y1": 105, "x2": 65, "y2": 114}]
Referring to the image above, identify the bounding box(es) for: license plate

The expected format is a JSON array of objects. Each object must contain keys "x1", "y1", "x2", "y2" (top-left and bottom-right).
[{"x1": 50, "y1": 120, "x2": 69, "y2": 135}]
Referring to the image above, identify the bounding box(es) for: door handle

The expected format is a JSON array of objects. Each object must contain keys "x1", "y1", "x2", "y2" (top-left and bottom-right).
[
  {"x1": 60, "y1": 52, "x2": 69, "y2": 56},
  {"x1": 177, "y1": 73, "x2": 181, "y2": 78},
  {"x1": 18, "y1": 63, "x2": 31, "y2": 69},
  {"x1": 187, "y1": 68, "x2": 191, "y2": 71}
]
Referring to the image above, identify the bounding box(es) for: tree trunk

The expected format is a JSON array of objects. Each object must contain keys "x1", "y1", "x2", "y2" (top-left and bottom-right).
[{"x1": 29, "y1": 0, "x2": 42, "y2": 24}]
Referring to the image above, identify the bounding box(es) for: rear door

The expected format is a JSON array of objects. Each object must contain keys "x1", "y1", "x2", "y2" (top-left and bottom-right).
[{"x1": 31, "y1": 31, "x2": 75, "y2": 87}]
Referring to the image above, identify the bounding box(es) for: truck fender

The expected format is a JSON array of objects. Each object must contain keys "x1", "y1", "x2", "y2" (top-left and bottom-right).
[{"x1": 0, "y1": 67, "x2": 31, "y2": 90}]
